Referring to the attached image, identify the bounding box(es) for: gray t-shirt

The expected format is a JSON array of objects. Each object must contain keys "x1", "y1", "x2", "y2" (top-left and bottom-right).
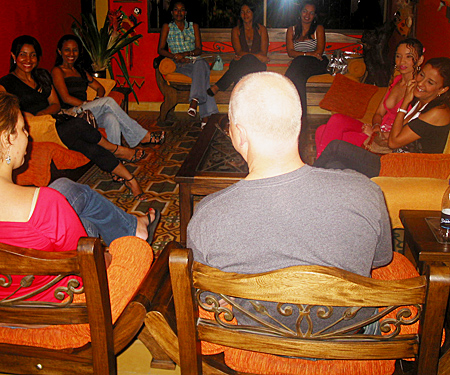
[
  {"x1": 188, "y1": 165, "x2": 392, "y2": 277},
  {"x1": 187, "y1": 165, "x2": 392, "y2": 334}
]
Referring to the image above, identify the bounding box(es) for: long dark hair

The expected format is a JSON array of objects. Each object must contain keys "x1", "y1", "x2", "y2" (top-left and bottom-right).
[
  {"x1": 420, "y1": 57, "x2": 450, "y2": 113},
  {"x1": 54, "y1": 34, "x2": 88, "y2": 81},
  {"x1": 293, "y1": 1, "x2": 319, "y2": 41},
  {"x1": 237, "y1": 3, "x2": 259, "y2": 31},
  {"x1": 9, "y1": 35, "x2": 52, "y2": 94}
]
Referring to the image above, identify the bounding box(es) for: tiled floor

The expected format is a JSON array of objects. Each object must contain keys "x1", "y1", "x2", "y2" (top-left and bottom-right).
[{"x1": 118, "y1": 340, "x2": 179, "y2": 375}]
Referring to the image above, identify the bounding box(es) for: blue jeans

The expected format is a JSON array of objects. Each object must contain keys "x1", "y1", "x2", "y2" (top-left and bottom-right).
[
  {"x1": 176, "y1": 59, "x2": 219, "y2": 119},
  {"x1": 81, "y1": 97, "x2": 148, "y2": 147},
  {"x1": 49, "y1": 178, "x2": 137, "y2": 246}
]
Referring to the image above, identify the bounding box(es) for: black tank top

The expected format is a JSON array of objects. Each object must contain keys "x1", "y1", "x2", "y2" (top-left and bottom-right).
[{"x1": 239, "y1": 25, "x2": 262, "y2": 54}]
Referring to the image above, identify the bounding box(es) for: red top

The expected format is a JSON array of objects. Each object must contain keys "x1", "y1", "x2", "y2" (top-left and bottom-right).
[{"x1": 0, "y1": 187, "x2": 86, "y2": 302}]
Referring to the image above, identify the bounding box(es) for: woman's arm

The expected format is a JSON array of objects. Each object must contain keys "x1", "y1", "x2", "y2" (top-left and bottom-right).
[
  {"x1": 231, "y1": 26, "x2": 246, "y2": 57},
  {"x1": 86, "y1": 72, "x2": 105, "y2": 98},
  {"x1": 388, "y1": 80, "x2": 417, "y2": 149},
  {"x1": 286, "y1": 26, "x2": 300, "y2": 58},
  {"x1": 158, "y1": 24, "x2": 176, "y2": 59},
  {"x1": 313, "y1": 25, "x2": 326, "y2": 59},
  {"x1": 35, "y1": 86, "x2": 61, "y2": 116},
  {"x1": 255, "y1": 25, "x2": 270, "y2": 63},
  {"x1": 51, "y1": 67, "x2": 84, "y2": 107},
  {"x1": 370, "y1": 89, "x2": 390, "y2": 134}
]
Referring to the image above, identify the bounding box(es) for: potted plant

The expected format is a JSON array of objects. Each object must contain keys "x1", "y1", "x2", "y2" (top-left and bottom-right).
[{"x1": 72, "y1": 10, "x2": 142, "y2": 101}]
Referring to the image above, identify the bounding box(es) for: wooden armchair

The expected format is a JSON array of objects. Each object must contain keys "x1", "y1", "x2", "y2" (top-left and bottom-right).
[
  {"x1": 0, "y1": 236, "x2": 174, "y2": 375},
  {"x1": 165, "y1": 243, "x2": 450, "y2": 375}
]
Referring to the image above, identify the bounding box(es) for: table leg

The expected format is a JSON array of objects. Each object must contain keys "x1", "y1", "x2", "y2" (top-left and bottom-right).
[{"x1": 179, "y1": 183, "x2": 193, "y2": 246}]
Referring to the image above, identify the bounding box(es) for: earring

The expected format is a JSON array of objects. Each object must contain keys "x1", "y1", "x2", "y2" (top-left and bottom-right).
[
  {"x1": 13, "y1": 59, "x2": 16, "y2": 64},
  {"x1": 5, "y1": 153, "x2": 11, "y2": 165}
]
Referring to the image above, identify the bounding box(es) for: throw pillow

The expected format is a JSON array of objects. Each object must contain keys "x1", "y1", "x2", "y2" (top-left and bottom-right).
[
  {"x1": 319, "y1": 74, "x2": 379, "y2": 119},
  {"x1": 26, "y1": 115, "x2": 67, "y2": 149},
  {"x1": 87, "y1": 78, "x2": 116, "y2": 100}
]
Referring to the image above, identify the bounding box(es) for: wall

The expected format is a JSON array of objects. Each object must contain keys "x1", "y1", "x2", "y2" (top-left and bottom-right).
[
  {"x1": 107, "y1": 1, "x2": 164, "y2": 107},
  {"x1": 416, "y1": 0, "x2": 450, "y2": 59},
  {"x1": 0, "y1": 0, "x2": 81, "y2": 74}
]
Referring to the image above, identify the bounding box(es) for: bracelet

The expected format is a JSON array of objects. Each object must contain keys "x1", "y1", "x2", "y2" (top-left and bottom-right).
[
  {"x1": 397, "y1": 108, "x2": 408, "y2": 114},
  {"x1": 372, "y1": 123, "x2": 381, "y2": 128}
]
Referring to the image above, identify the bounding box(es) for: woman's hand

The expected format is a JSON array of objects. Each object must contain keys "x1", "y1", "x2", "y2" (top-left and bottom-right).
[
  {"x1": 404, "y1": 79, "x2": 417, "y2": 106},
  {"x1": 361, "y1": 124, "x2": 373, "y2": 136},
  {"x1": 311, "y1": 52, "x2": 323, "y2": 60}
]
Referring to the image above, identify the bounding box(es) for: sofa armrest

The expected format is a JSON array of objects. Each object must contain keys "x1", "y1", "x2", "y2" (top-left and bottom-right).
[
  {"x1": 372, "y1": 177, "x2": 448, "y2": 228},
  {"x1": 379, "y1": 153, "x2": 450, "y2": 179}
]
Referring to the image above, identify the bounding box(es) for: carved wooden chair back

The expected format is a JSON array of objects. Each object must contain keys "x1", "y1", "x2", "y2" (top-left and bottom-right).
[{"x1": 169, "y1": 246, "x2": 450, "y2": 375}]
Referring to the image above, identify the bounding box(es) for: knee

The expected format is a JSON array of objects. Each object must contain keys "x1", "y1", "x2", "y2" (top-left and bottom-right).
[
  {"x1": 194, "y1": 59, "x2": 210, "y2": 72},
  {"x1": 102, "y1": 112, "x2": 119, "y2": 125}
]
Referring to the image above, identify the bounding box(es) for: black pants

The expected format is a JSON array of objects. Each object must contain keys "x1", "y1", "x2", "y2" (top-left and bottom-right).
[
  {"x1": 285, "y1": 55, "x2": 329, "y2": 116},
  {"x1": 215, "y1": 54, "x2": 267, "y2": 91},
  {"x1": 55, "y1": 116, "x2": 120, "y2": 172},
  {"x1": 313, "y1": 140, "x2": 381, "y2": 178}
]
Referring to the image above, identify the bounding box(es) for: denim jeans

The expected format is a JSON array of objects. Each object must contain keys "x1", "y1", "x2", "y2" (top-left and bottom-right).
[
  {"x1": 176, "y1": 59, "x2": 219, "y2": 119},
  {"x1": 49, "y1": 178, "x2": 137, "y2": 246},
  {"x1": 81, "y1": 97, "x2": 148, "y2": 147}
]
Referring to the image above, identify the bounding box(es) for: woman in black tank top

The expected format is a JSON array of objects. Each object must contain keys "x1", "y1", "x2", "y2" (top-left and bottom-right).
[{"x1": 207, "y1": 3, "x2": 269, "y2": 96}]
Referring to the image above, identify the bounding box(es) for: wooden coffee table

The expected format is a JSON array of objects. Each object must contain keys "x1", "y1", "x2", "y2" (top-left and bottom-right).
[{"x1": 175, "y1": 114, "x2": 248, "y2": 244}]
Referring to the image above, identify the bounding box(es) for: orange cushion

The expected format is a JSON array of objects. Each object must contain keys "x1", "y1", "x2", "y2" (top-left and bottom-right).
[
  {"x1": 319, "y1": 74, "x2": 379, "y2": 119},
  {"x1": 159, "y1": 58, "x2": 176, "y2": 75},
  {"x1": 379, "y1": 153, "x2": 450, "y2": 178},
  {"x1": 0, "y1": 237, "x2": 153, "y2": 350},
  {"x1": 223, "y1": 253, "x2": 417, "y2": 375}
]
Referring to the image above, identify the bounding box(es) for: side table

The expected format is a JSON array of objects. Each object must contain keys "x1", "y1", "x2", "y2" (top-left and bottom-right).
[
  {"x1": 400, "y1": 209, "x2": 450, "y2": 375},
  {"x1": 112, "y1": 86, "x2": 132, "y2": 114}
]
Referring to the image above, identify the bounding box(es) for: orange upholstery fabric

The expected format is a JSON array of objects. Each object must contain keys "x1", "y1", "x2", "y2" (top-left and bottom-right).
[
  {"x1": 0, "y1": 236, "x2": 153, "y2": 350},
  {"x1": 222, "y1": 253, "x2": 417, "y2": 375},
  {"x1": 379, "y1": 153, "x2": 450, "y2": 179},
  {"x1": 319, "y1": 74, "x2": 378, "y2": 119},
  {"x1": 15, "y1": 142, "x2": 89, "y2": 187}
]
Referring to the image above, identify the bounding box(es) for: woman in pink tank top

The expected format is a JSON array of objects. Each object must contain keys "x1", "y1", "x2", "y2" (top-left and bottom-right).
[{"x1": 315, "y1": 38, "x2": 425, "y2": 158}]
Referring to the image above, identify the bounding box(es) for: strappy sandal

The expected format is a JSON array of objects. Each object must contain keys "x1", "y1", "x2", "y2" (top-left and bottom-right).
[
  {"x1": 111, "y1": 174, "x2": 124, "y2": 183},
  {"x1": 141, "y1": 131, "x2": 166, "y2": 145},
  {"x1": 146, "y1": 208, "x2": 161, "y2": 245},
  {"x1": 123, "y1": 175, "x2": 148, "y2": 201},
  {"x1": 188, "y1": 98, "x2": 199, "y2": 117},
  {"x1": 118, "y1": 148, "x2": 146, "y2": 164}
]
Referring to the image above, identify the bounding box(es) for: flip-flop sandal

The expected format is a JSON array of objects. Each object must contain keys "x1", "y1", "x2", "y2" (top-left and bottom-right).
[
  {"x1": 118, "y1": 149, "x2": 146, "y2": 164},
  {"x1": 146, "y1": 208, "x2": 161, "y2": 245},
  {"x1": 123, "y1": 175, "x2": 149, "y2": 202},
  {"x1": 141, "y1": 131, "x2": 166, "y2": 145}
]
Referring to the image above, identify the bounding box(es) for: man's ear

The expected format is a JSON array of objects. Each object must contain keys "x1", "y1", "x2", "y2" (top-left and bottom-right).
[{"x1": 234, "y1": 122, "x2": 247, "y2": 147}]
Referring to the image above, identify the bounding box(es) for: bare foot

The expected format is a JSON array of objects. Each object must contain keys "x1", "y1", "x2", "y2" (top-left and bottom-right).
[{"x1": 135, "y1": 209, "x2": 156, "y2": 241}]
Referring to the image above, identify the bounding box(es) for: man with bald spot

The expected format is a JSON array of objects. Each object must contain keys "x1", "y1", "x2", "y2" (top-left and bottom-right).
[{"x1": 187, "y1": 71, "x2": 392, "y2": 332}]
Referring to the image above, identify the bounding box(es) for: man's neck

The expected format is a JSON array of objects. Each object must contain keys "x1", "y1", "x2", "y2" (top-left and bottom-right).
[{"x1": 245, "y1": 152, "x2": 304, "y2": 181}]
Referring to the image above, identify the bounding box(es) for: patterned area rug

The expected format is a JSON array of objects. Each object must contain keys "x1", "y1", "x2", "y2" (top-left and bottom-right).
[
  {"x1": 78, "y1": 112, "x2": 202, "y2": 256},
  {"x1": 77, "y1": 111, "x2": 403, "y2": 256}
]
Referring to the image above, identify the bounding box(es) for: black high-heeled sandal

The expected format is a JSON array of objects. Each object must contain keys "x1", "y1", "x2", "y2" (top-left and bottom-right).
[
  {"x1": 141, "y1": 131, "x2": 166, "y2": 145},
  {"x1": 123, "y1": 175, "x2": 148, "y2": 201}
]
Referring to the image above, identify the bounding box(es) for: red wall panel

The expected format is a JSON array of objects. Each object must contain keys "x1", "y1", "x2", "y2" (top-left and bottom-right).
[
  {"x1": 416, "y1": 0, "x2": 450, "y2": 60},
  {"x1": 0, "y1": 0, "x2": 82, "y2": 75}
]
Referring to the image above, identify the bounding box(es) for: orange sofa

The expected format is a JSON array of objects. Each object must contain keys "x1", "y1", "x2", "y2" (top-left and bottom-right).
[{"x1": 14, "y1": 79, "x2": 124, "y2": 187}]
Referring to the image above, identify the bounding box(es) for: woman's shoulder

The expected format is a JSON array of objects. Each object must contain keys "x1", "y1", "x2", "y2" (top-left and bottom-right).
[{"x1": 419, "y1": 106, "x2": 450, "y2": 126}]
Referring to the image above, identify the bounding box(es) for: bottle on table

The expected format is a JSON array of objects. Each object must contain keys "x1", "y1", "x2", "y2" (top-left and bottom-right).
[{"x1": 440, "y1": 180, "x2": 450, "y2": 242}]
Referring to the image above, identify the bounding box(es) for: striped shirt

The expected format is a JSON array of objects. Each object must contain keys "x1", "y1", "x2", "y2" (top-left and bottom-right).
[
  {"x1": 167, "y1": 21, "x2": 196, "y2": 54},
  {"x1": 293, "y1": 38, "x2": 317, "y2": 52}
]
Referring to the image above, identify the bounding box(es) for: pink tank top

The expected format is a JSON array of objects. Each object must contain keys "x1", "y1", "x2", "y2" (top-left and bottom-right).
[{"x1": 381, "y1": 75, "x2": 407, "y2": 132}]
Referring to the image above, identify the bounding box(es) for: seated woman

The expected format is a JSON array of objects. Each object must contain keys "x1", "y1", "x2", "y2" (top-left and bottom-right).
[
  {"x1": 314, "y1": 57, "x2": 450, "y2": 178},
  {"x1": 51, "y1": 34, "x2": 165, "y2": 148},
  {"x1": 0, "y1": 92, "x2": 159, "y2": 302},
  {"x1": 284, "y1": 1, "x2": 328, "y2": 118},
  {"x1": 315, "y1": 38, "x2": 425, "y2": 158},
  {"x1": 0, "y1": 35, "x2": 148, "y2": 201},
  {"x1": 207, "y1": 3, "x2": 269, "y2": 97},
  {"x1": 158, "y1": 1, "x2": 218, "y2": 127}
]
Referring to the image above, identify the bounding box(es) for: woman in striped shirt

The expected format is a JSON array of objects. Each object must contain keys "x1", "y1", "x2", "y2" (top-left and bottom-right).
[{"x1": 285, "y1": 1, "x2": 328, "y2": 119}]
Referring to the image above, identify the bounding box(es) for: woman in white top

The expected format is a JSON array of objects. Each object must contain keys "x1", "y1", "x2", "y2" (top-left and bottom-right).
[{"x1": 285, "y1": 1, "x2": 328, "y2": 119}]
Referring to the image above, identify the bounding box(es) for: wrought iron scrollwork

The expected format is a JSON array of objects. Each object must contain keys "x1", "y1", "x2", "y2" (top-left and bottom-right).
[
  {"x1": 0, "y1": 273, "x2": 84, "y2": 308},
  {"x1": 196, "y1": 289, "x2": 421, "y2": 341}
]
